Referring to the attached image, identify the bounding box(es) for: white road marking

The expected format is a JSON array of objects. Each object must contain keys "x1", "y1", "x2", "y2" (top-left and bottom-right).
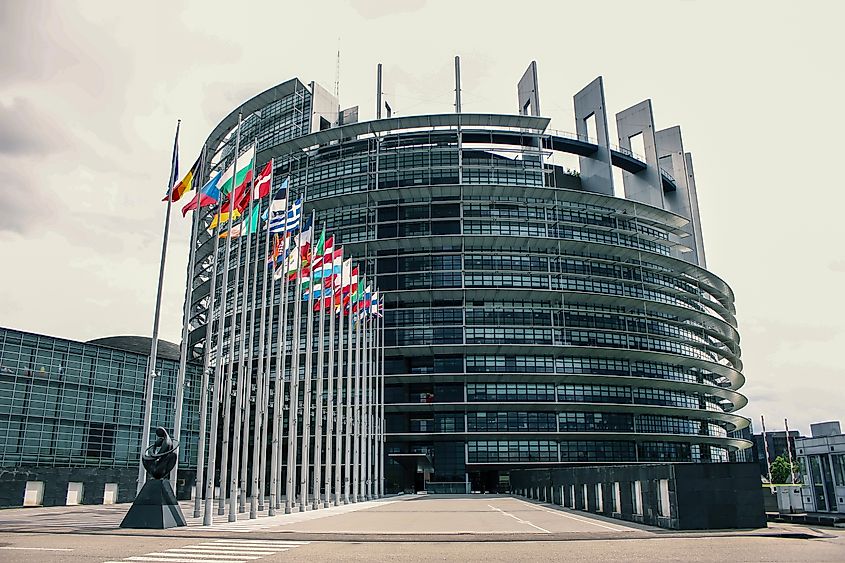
[
  {"x1": 144, "y1": 553, "x2": 260, "y2": 560},
  {"x1": 211, "y1": 539, "x2": 310, "y2": 545},
  {"x1": 0, "y1": 547, "x2": 74, "y2": 551},
  {"x1": 512, "y1": 497, "x2": 634, "y2": 532},
  {"x1": 177, "y1": 546, "x2": 281, "y2": 553},
  {"x1": 487, "y1": 504, "x2": 551, "y2": 533},
  {"x1": 109, "y1": 539, "x2": 310, "y2": 563},
  {"x1": 126, "y1": 558, "x2": 247, "y2": 563}
]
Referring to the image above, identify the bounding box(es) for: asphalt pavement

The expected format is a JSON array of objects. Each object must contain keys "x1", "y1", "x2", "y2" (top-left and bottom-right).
[{"x1": 0, "y1": 494, "x2": 842, "y2": 562}]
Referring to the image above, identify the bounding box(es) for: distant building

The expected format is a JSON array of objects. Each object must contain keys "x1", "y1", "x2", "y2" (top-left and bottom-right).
[
  {"x1": 0, "y1": 327, "x2": 200, "y2": 507},
  {"x1": 753, "y1": 429, "x2": 803, "y2": 479},
  {"x1": 795, "y1": 421, "x2": 844, "y2": 513}
]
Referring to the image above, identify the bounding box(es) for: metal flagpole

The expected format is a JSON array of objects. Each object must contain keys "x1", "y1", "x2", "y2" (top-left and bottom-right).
[
  {"x1": 378, "y1": 307, "x2": 385, "y2": 498},
  {"x1": 138, "y1": 120, "x2": 180, "y2": 493},
  {"x1": 273, "y1": 259, "x2": 289, "y2": 512},
  {"x1": 285, "y1": 202, "x2": 306, "y2": 514},
  {"x1": 265, "y1": 234, "x2": 281, "y2": 515},
  {"x1": 784, "y1": 418, "x2": 796, "y2": 484},
  {"x1": 299, "y1": 212, "x2": 318, "y2": 512},
  {"x1": 343, "y1": 272, "x2": 353, "y2": 504},
  {"x1": 761, "y1": 415, "x2": 773, "y2": 484},
  {"x1": 364, "y1": 311, "x2": 372, "y2": 500},
  {"x1": 206, "y1": 112, "x2": 242, "y2": 522},
  {"x1": 323, "y1": 262, "x2": 336, "y2": 508},
  {"x1": 358, "y1": 310, "x2": 370, "y2": 501},
  {"x1": 312, "y1": 265, "x2": 326, "y2": 510},
  {"x1": 367, "y1": 312, "x2": 374, "y2": 500},
  {"x1": 237, "y1": 146, "x2": 260, "y2": 515},
  {"x1": 253, "y1": 163, "x2": 275, "y2": 516},
  {"x1": 227, "y1": 167, "x2": 251, "y2": 521},
  {"x1": 333, "y1": 256, "x2": 345, "y2": 506},
  {"x1": 277, "y1": 201, "x2": 297, "y2": 512},
  {"x1": 171, "y1": 144, "x2": 207, "y2": 487},
  {"x1": 198, "y1": 205, "x2": 223, "y2": 522},
  {"x1": 218, "y1": 115, "x2": 244, "y2": 515},
  {"x1": 270, "y1": 197, "x2": 293, "y2": 514},
  {"x1": 194, "y1": 155, "x2": 221, "y2": 519},
  {"x1": 242, "y1": 159, "x2": 266, "y2": 518},
  {"x1": 352, "y1": 287, "x2": 362, "y2": 503}
]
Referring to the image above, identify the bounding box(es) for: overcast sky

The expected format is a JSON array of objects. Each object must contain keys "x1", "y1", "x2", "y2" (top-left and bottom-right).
[{"x1": 1, "y1": 0, "x2": 843, "y2": 435}]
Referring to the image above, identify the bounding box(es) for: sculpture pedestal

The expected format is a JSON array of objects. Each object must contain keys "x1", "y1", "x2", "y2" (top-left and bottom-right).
[{"x1": 120, "y1": 479, "x2": 186, "y2": 529}]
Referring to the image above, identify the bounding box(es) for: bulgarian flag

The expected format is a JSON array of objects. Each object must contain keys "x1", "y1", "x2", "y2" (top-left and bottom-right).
[{"x1": 218, "y1": 144, "x2": 255, "y2": 196}]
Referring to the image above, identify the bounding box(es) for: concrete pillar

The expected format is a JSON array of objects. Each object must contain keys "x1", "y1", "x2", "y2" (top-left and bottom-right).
[
  {"x1": 574, "y1": 76, "x2": 614, "y2": 195},
  {"x1": 616, "y1": 100, "x2": 664, "y2": 208}
]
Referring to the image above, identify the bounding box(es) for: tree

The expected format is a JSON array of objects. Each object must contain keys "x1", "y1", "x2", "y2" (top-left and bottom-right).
[{"x1": 770, "y1": 455, "x2": 799, "y2": 484}]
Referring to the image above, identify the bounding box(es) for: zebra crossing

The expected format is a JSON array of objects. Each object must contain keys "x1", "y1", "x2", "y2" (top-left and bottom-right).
[{"x1": 103, "y1": 539, "x2": 309, "y2": 563}]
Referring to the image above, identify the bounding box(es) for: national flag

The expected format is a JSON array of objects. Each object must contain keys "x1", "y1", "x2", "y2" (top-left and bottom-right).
[
  {"x1": 364, "y1": 285, "x2": 372, "y2": 316},
  {"x1": 267, "y1": 234, "x2": 282, "y2": 266},
  {"x1": 262, "y1": 178, "x2": 289, "y2": 222},
  {"x1": 314, "y1": 246, "x2": 342, "y2": 311},
  {"x1": 280, "y1": 217, "x2": 312, "y2": 280},
  {"x1": 300, "y1": 228, "x2": 325, "y2": 290},
  {"x1": 207, "y1": 168, "x2": 254, "y2": 230},
  {"x1": 181, "y1": 171, "x2": 222, "y2": 216},
  {"x1": 219, "y1": 205, "x2": 260, "y2": 238},
  {"x1": 253, "y1": 160, "x2": 273, "y2": 200},
  {"x1": 342, "y1": 266, "x2": 360, "y2": 311},
  {"x1": 218, "y1": 144, "x2": 255, "y2": 195},
  {"x1": 333, "y1": 257, "x2": 352, "y2": 314},
  {"x1": 269, "y1": 197, "x2": 302, "y2": 234},
  {"x1": 371, "y1": 291, "x2": 381, "y2": 317},
  {"x1": 162, "y1": 129, "x2": 180, "y2": 203},
  {"x1": 163, "y1": 153, "x2": 200, "y2": 202},
  {"x1": 313, "y1": 235, "x2": 334, "y2": 283}
]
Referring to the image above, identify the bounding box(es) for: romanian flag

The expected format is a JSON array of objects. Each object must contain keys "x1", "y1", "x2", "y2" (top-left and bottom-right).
[{"x1": 163, "y1": 154, "x2": 200, "y2": 202}]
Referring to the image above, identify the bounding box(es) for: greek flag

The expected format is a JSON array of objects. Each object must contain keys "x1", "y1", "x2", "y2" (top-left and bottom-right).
[{"x1": 269, "y1": 198, "x2": 303, "y2": 233}]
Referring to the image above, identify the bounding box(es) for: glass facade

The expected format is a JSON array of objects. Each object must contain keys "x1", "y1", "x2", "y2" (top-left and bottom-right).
[
  {"x1": 187, "y1": 81, "x2": 749, "y2": 493},
  {"x1": 0, "y1": 328, "x2": 201, "y2": 470}
]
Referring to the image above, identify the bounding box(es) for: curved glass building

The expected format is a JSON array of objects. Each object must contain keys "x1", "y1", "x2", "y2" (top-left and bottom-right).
[{"x1": 188, "y1": 68, "x2": 749, "y2": 495}]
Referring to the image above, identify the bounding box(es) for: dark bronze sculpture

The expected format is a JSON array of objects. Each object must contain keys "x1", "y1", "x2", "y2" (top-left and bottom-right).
[
  {"x1": 120, "y1": 426, "x2": 187, "y2": 529},
  {"x1": 142, "y1": 427, "x2": 178, "y2": 479}
]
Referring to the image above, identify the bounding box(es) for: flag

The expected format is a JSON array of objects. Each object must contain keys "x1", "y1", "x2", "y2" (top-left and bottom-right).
[
  {"x1": 207, "y1": 168, "x2": 254, "y2": 230},
  {"x1": 218, "y1": 144, "x2": 255, "y2": 195},
  {"x1": 262, "y1": 178, "x2": 289, "y2": 221},
  {"x1": 219, "y1": 205, "x2": 260, "y2": 238},
  {"x1": 267, "y1": 234, "x2": 282, "y2": 266},
  {"x1": 279, "y1": 217, "x2": 312, "y2": 280},
  {"x1": 371, "y1": 291, "x2": 381, "y2": 317},
  {"x1": 226, "y1": 168, "x2": 255, "y2": 214},
  {"x1": 162, "y1": 133, "x2": 180, "y2": 202},
  {"x1": 342, "y1": 266, "x2": 360, "y2": 311},
  {"x1": 300, "y1": 228, "x2": 325, "y2": 290},
  {"x1": 312, "y1": 235, "x2": 334, "y2": 283},
  {"x1": 333, "y1": 257, "x2": 352, "y2": 314},
  {"x1": 314, "y1": 245, "x2": 341, "y2": 310},
  {"x1": 163, "y1": 153, "x2": 200, "y2": 202},
  {"x1": 181, "y1": 171, "x2": 222, "y2": 216},
  {"x1": 364, "y1": 285, "x2": 372, "y2": 316},
  {"x1": 253, "y1": 160, "x2": 273, "y2": 199},
  {"x1": 269, "y1": 198, "x2": 302, "y2": 234}
]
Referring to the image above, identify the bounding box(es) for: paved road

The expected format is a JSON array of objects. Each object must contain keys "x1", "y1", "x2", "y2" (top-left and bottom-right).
[{"x1": 0, "y1": 494, "x2": 842, "y2": 562}]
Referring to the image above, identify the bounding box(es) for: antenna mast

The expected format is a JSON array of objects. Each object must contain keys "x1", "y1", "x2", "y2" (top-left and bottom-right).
[{"x1": 334, "y1": 39, "x2": 341, "y2": 99}]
